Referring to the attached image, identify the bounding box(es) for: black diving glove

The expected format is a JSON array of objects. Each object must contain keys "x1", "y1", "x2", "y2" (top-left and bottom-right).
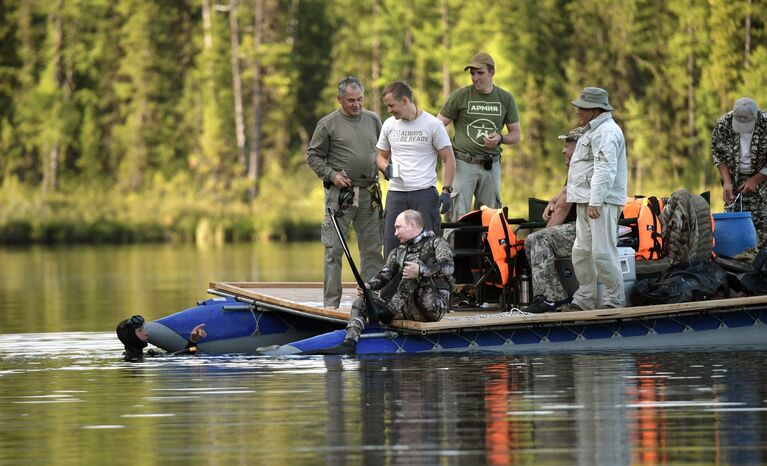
[{"x1": 438, "y1": 192, "x2": 452, "y2": 214}]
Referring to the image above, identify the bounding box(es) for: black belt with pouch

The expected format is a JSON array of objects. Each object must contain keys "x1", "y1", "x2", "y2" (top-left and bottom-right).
[
  {"x1": 324, "y1": 180, "x2": 377, "y2": 189},
  {"x1": 454, "y1": 150, "x2": 500, "y2": 171}
]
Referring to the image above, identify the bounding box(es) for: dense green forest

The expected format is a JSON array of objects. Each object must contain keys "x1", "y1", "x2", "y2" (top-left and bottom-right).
[{"x1": 0, "y1": 0, "x2": 765, "y2": 243}]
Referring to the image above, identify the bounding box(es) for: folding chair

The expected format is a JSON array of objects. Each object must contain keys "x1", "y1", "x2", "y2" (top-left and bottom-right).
[{"x1": 445, "y1": 207, "x2": 522, "y2": 311}]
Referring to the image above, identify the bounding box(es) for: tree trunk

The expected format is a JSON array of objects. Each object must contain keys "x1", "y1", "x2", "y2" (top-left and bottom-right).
[
  {"x1": 441, "y1": 0, "x2": 450, "y2": 99},
  {"x1": 228, "y1": 0, "x2": 247, "y2": 174},
  {"x1": 200, "y1": 0, "x2": 220, "y2": 183},
  {"x1": 744, "y1": 0, "x2": 751, "y2": 66},
  {"x1": 371, "y1": 0, "x2": 381, "y2": 115},
  {"x1": 45, "y1": 0, "x2": 64, "y2": 193},
  {"x1": 248, "y1": 0, "x2": 265, "y2": 198},
  {"x1": 686, "y1": 23, "x2": 705, "y2": 187},
  {"x1": 402, "y1": 27, "x2": 413, "y2": 83},
  {"x1": 202, "y1": 0, "x2": 213, "y2": 49}
]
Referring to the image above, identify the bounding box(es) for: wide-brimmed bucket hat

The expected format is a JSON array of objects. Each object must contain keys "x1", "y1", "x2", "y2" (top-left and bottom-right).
[{"x1": 571, "y1": 87, "x2": 614, "y2": 111}]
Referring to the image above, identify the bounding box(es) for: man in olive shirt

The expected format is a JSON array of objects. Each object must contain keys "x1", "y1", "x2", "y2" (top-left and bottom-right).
[
  {"x1": 307, "y1": 76, "x2": 384, "y2": 308},
  {"x1": 438, "y1": 52, "x2": 521, "y2": 221}
]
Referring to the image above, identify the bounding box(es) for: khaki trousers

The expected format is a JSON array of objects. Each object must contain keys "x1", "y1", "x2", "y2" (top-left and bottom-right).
[
  {"x1": 448, "y1": 158, "x2": 502, "y2": 222},
  {"x1": 571, "y1": 203, "x2": 624, "y2": 309},
  {"x1": 321, "y1": 187, "x2": 384, "y2": 308}
]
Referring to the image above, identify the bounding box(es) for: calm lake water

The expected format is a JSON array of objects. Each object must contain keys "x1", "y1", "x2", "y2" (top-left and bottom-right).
[{"x1": 2, "y1": 243, "x2": 767, "y2": 465}]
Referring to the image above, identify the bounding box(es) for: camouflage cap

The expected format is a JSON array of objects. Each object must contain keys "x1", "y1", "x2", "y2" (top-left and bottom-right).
[
  {"x1": 571, "y1": 87, "x2": 614, "y2": 111},
  {"x1": 558, "y1": 126, "x2": 586, "y2": 141},
  {"x1": 464, "y1": 52, "x2": 495, "y2": 71}
]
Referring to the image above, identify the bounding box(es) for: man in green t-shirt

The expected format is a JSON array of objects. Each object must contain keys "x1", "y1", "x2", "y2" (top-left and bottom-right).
[
  {"x1": 438, "y1": 52, "x2": 520, "y2": 221},
  {"x1": 307, "y1": 76, "x2": 384, "y2": 309}
]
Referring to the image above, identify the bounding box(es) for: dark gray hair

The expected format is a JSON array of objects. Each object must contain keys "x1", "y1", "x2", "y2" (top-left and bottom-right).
[
  {"x1": 400, "y1": 209, "x2": 424, "y2": 229},
  {"x1": 338, "y1": 76, "x2": 364, "y2": 97}
]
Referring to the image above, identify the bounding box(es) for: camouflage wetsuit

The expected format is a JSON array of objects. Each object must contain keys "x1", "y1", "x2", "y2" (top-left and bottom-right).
[
  {"x1": 344, "y1": 230, "x2": 454, "y2": 343},
  {"x1": 712, "y1": 110, "x2": 767, "y2": 249},
  {"x1": 524, "y1": 222, "x2": 577, "y2": 302}
]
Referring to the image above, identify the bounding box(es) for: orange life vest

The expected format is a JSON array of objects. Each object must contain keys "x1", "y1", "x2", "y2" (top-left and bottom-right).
[
  {"x1": 481, "y1": 206, "x2": 518, "y2": 285},
  {"x1": 623, "y1": 196, "x2": 664, "y2": 260}
]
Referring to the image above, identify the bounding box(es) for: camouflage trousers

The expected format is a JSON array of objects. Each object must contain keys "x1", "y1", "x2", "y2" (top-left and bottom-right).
[
  {"x1": 724, "y1": 184, "x2": 767, "y2": 249},
  {"x1": 524, "y1": 222, "x2": 577, "y2": 302},
  {"x1": 344, "y1": 278, "x2": 449, "y2": 343}
]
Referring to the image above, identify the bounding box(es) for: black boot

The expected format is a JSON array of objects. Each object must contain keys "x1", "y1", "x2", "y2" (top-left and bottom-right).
[
  {"x1": 522, "y1": 295, "x2": 558, "y2": 314},
  {"x1": 378, "y1": 308, "x2": 395, "y2": 324}
]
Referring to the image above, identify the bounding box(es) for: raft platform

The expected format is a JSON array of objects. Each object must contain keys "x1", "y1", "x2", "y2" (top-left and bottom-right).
[
  {"x1": 209, "y1": 281, "x2": 767, "y2": 330},
  {"x1": 148, "y1": 281, "x2": 767, "y2": 355}
]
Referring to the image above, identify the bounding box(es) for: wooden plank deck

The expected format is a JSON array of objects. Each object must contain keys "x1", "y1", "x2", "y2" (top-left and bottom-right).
[
  {"x1": 211, "y1": 282, "x2": 354, "y2": 323},
  {"x1": 210, "y1": 281, "x2": 767, "y2": 333}
]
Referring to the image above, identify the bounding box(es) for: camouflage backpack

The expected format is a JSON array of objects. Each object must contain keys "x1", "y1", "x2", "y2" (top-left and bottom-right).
[{"x1": 660, "y1": 189, "x2": 714, "y2": 265}]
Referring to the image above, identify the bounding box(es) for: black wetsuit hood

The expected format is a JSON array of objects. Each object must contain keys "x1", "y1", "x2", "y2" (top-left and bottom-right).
[{"x1": 116, "y1": 317, "x2": 148, "y2": 361}]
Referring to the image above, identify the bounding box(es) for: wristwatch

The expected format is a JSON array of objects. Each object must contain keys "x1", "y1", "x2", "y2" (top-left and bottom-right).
[{"x1": 442, "y1": 186, "x2": 453, "y2": 193}]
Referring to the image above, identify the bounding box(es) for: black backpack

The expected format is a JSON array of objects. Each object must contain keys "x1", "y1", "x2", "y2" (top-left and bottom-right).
[
  {"x1": 716, "y1": 248, "x2": 767, "y2": 296},
  {"x1": 632, "y1": 261, "x2": 729, "y2": 305}
]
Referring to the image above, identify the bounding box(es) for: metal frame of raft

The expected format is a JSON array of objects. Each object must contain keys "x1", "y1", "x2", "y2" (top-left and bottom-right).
[{"x1": 146, "y1": 281, "x2": 767, "y2": 355}]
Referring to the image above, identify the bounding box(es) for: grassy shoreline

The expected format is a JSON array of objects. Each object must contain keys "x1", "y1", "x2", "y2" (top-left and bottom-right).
[
  {"x1": 0, "y1": 174, "x2": 723, "y2": 245},
  {"x1": 0, "y1": 173, "x2": 325, "y2": 245},
  {"x1": 0, "y1": 215, "x2": 323, "y2": 245}
]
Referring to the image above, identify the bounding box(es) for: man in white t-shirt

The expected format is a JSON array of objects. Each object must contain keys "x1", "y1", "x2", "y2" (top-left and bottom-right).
[{"x1": 376, "y1": 81, "x2": 456, "y2": 256}]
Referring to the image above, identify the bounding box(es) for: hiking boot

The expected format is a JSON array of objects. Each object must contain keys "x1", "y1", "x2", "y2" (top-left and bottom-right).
[
  {"x1": 522, "y1": 295, "x2": 558, "y2": 314},
  {"x1": 559, "y1": 303, "x2": 584, "y2": 312}
]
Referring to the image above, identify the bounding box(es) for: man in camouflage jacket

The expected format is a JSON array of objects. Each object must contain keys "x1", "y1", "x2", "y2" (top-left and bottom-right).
[
  {"x1": 328, "y1": 209, "x2": 454, "y2": 354},
  {"x1": 522, "y1": 127, "x2": 583, "y2": 313},
  {"x1": 712, "y1": 97, "x2": 767, "y2": 249}
]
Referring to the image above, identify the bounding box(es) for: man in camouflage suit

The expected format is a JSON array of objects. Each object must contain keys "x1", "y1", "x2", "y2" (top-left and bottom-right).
[
  {"x1": 326, "y1": 209, "x2": 454, "y2": 354},
  {"x1": 712, "y1": 97, "x2": 767, "y2": 249},
  {"x1": 522, "y1": 127, "x2": 584, "y2": 313}
]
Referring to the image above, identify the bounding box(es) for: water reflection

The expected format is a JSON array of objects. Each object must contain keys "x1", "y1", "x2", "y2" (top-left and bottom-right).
[
  {"x1": 2, "y1": 243, "x2": 767, "y2": 464},
  {"x1": 1, "y1": 335, "x2": 767, "y2": 464},
  {"x1": 0, "y1": 243, "x2": 327, "y2": 333},
  {"x1": 347, "y1": 353, "x2": 767, "y2": 465}
]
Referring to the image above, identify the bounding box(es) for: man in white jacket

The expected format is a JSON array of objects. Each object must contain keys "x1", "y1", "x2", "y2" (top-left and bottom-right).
[{"x1": 561, "y1": 87, "x2": 628, "y2": 311}]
